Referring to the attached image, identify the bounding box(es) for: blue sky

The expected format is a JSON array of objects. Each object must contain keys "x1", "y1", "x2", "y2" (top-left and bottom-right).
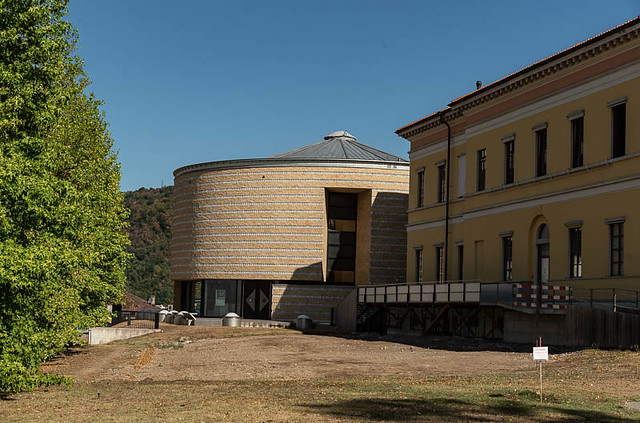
[{"x1": 67, "y1": 1, "x2": 639, "y2": 191}]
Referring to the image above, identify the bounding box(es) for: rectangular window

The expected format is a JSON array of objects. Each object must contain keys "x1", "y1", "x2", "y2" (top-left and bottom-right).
[
  {"x1": 571, "y1": 116, "x2": 584, "y2": 168},
  {"x1": 502, "y1": 236, "x2": 513, "y2": 281},
  {"x1": 611, "y1": 103, "x2": 626, "y2": 158},
  {"x1": 457, "y1": 244, "x2": 464, "y2": 281},
  {"x1": 326, "y1": 192, "x2": 357, "y2": 283},
  {"x1": 610, "y1": 222, "x2": 624, "y2": 276},
  {"x1": 569, "y1": 227, "x2": 582, "y2": 278},
  {"x1": 437, "y1": 163, "x2": 446, "y2": 203},
  {"x1": 536, "y1": 128, "x2": 547, "y2": 177},
  {"x1": 457, "y1": 154, "x2": 466, "y2": 197},
  {"x1": 415, "y1": 247, "x2": 423, "y2": 282},
  {"x1": 416, "y1": 169, "x2": 425, "y2": 207},
  {"x1": 435, "y1": 246, "x2": 444, "y2": 282},
  {"x1": 477, "y1": 149, "x2": 486, "y2": 191},
  {"x1": 504, "y1": 139, "x2": 515, "y2": 185}
]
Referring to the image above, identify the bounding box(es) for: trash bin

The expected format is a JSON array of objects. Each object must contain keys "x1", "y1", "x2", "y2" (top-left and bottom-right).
[
  {"x1": 174, "y1": 313, "x2": 186, "y2": 325},
  {"x1": 297, "y1": 314, "x2": 313, "y2": 330},
  {"x1": 222, "y1": 312, "x2": 242, "y2": 327}
]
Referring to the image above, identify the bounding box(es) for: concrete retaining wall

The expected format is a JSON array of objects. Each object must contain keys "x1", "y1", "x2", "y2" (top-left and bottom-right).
[
  {"x1": 88, "y1": 327, "x2": 160, "y2": 345},
  {"x1": 503, "y1": 311, "x2": 566, "y2": 345}
]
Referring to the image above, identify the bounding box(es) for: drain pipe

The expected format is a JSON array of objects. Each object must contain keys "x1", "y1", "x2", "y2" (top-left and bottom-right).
[{"x1": 439, "y1": 111, "x2": 451, "y2": 283}]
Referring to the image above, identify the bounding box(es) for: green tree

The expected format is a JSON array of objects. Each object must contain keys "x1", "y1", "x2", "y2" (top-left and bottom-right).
[{"x1": 0, "y1": 0, "x2": 129, "y2": 395}]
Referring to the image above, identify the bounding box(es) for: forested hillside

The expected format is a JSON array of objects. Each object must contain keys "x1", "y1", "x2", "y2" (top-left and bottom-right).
[{"x1": 124, "y1": 186, "x2": 173, "y2": 305}]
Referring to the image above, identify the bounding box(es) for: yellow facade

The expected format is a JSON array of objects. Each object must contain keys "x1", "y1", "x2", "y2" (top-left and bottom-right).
[{"x1": 399, "y1": 18, "x2": 640, "y2": 291}]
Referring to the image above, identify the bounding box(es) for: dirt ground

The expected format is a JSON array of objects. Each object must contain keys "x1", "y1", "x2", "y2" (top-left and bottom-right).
[
  {"x1": 44, "y1": 324, "x2": 541, "y2": 384},
  {"x1": 8, "y1": 324, "x2": 637, "y2": 422}
]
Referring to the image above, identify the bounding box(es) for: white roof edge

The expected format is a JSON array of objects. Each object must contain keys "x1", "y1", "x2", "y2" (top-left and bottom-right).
[{"x1": 173, "y1": 157, "x2": 410, "y2": 178}]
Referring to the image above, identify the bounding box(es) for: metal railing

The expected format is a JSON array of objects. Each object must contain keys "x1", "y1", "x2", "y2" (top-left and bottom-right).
[
  {"x1": 570, "y1": 288, "x2": 640, "y2": 314},
  {"x1": 357, "y1": 281, "x2": 559, "y2": 310},
  {"x1": 357, "y1": 281, "x2": 640, "y2": 314},
  {"x1": 358, "y1": 281, "x2": 481, "y2": 305},
  {"x1": 110, "y1": 310, "x2": 160, "y2": 329}
]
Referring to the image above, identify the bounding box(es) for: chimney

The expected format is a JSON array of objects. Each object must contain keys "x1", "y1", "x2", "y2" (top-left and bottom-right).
[{"x1": 476, "y1": 80, "x2": 482, "y2": 90}]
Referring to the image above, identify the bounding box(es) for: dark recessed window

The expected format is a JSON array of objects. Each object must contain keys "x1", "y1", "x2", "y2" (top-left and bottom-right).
[
  {"x1": 477, "y1": 149, "x2": 486, "y2": 191},
  {"x1": 437, "y1": 163, "x2": 446, "y2": 203},
  {"x1": 326, "y1": 192, "x2": 357, "y2": 283},
  {"x1": 610, "y1": 222, "x2": 624, "y2": 276},
  {"x1": 571, "y1": 117, "x2": 584, "y2": 168},
  {"x1": 435, "y1": 246, "x2": 444, "y2": 282},
  {"x1": 536, "y1": 128, "x2": 547, "y2": 177},
  {"x1": 504, "y1": 139, "x2": 515, "y2": 185},
  {"x1": 417, "y1": 169, "x2": 425, "y2": 207},
  {"x1": 569, "y1": 227, "x2": 582, "y2": 278},
  {"x1": 502, "y1": 236, "x2": 513, "y2": 281},
  {"x1": 457, "y1": 244, "x2": 464, "y2": 281},
  {"x1": 415, "y1": 247, "x2": 423, "y2": 282},
  {"x1": 611, "y1": 103, "x2": 626, "y2": 158}
]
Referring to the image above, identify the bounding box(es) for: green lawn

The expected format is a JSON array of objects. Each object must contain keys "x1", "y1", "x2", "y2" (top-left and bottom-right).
[{"x1": 2, "y1": 373, "x2": 638, "y2": 422}]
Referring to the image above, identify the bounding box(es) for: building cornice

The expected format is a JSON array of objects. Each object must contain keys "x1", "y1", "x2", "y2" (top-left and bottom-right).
[
  {"x1": 463, "y1": 60, "x2": 640, "y2": 139},
  {"x1": 396, "y1": 108, "x2": 462, "y2": 140},
  {"x1": 453, "y1": 25, "x2": 640, "y2": 112},
  {"x1": 397, "y1": 17, "x2": 640, "y2": 141}
]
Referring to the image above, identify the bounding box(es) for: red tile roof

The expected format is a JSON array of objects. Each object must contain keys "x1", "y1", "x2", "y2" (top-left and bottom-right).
[{"x1": 122, "y1": 291, "x2": 162, "y2": 312}]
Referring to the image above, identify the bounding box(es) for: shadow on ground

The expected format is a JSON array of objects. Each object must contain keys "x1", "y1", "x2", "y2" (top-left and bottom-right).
[
  {"x1": 302, "y1": 330, "x2": 583, "y2": 354},
  {"x1": 302, "y1": 396, "x2": 637, "y2": 422}
]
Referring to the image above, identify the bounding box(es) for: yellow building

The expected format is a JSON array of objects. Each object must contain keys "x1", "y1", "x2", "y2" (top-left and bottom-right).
[
  {"x1": 356, "y1": 17, "x2": 640, "y2": 345},
  {"x1": 171, "y1": 131, "x2": 409, "y2": 322},
  {"x1": 397, "y1": 17, "x2": 640, "y2": 294}
]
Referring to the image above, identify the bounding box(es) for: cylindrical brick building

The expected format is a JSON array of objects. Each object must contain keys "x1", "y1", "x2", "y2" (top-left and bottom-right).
[{"x1": 171, "y1": 131, "x2": 409, "y2": 321}]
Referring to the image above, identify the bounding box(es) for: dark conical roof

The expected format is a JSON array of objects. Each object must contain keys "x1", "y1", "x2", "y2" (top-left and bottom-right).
[{"x1": 269, "y1": 131, "x2": 407, "y2": 162}]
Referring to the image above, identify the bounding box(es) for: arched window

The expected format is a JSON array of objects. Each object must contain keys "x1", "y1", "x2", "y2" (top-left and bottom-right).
[{"x1": 537, "y1": 224, "x2": 550, "y2": 243}]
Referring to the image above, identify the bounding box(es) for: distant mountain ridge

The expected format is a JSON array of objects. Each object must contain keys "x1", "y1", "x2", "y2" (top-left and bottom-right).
[{"x1": 124, "y1": 186, "x2": 173, "y2": 305}]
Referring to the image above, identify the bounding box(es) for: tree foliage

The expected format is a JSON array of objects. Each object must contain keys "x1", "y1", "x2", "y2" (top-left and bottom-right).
[
  {"x1": 0, "y1": 0, "x2": 129, "y2": 395},
  {"x1": 124, "y1": 186, "x2": 173, "y2": 305}
]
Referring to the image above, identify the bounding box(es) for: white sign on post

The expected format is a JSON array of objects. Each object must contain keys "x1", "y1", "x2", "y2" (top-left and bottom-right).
[
  {"x1": 533, "y1": 346, "x2": 549, "y2": 361},
  {"x1": 533, "y1": 343, "x2": 548, "y2": 403}
]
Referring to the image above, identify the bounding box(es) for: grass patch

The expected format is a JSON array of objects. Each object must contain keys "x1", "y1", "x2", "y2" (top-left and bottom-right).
[{"x1": 2, "y1": 375, "x2": 638, "y2": 422}]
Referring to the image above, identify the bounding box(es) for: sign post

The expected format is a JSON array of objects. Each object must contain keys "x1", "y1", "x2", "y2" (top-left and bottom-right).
[{"x1": 532, "y1": 337, "x2": 548, "y2": 402}]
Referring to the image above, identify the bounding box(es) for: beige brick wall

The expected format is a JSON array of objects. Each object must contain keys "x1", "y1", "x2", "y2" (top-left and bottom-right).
[
  {"x1": 171, "y1": 161, "x2": 409, "y2": 284},
  {"x1": 271, "y1": 284, "x2": 355, "y2": 322}
]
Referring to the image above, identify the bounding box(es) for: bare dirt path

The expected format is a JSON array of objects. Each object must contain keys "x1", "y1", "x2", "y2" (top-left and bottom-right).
[
  {"x1": 44, "y1": 325, "x2": 534, "y2": 383},
  {"x1": 17, "y1": 325, "x2": 640, "y2": 422}
]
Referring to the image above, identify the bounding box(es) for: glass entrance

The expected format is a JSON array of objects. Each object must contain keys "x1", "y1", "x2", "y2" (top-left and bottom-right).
[
  {"x1": 201, "y1": 280, "x2": 238, "y2": 317},
  {"x1": 242, "y1": 280, "x2": 271, "y2": 320}
]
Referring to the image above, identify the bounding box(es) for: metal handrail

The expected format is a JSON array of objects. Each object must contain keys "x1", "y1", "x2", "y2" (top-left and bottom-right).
[
  {"x1": 357, "y1": 281, "x2": 640, "y2": 314},
  {"x1": 357, "y1": 280, "x2": 640, "y2": 315}
]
